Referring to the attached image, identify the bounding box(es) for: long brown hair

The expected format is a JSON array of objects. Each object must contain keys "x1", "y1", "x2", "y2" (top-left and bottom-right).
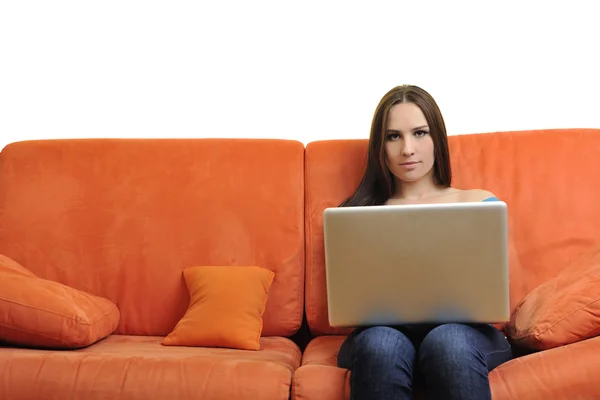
[{"x1": 340, "y1": 85, "x2": 451, "y2": 207}]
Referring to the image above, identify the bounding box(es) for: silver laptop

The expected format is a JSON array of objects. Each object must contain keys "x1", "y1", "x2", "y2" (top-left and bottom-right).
[{"x1": 323, "y1": 201, "x2": 510, "y2": 327}]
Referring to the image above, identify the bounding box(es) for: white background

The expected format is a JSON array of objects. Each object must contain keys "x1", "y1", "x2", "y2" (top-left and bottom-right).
[{"x1": 1, "y1": 1, "x2": 599, "y2": 148}]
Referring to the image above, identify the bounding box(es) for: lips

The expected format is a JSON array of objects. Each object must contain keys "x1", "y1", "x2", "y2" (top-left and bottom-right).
[{"x1": 400, "y1": 161, "x2": 419, "y2": 166}]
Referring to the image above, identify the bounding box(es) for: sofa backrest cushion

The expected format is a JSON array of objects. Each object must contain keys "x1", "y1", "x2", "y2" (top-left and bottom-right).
[
  {"x1": 304, "y1": 129, "x2": 600, "y2": 335},
  {"x1": 0, "y1": 138, "x2": 305, "y2": 337}
]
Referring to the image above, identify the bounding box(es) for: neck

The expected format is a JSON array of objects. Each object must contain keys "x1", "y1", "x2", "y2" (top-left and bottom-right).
[{"x1": 391, "y1": 176, "x2": 444, "y2": 201}]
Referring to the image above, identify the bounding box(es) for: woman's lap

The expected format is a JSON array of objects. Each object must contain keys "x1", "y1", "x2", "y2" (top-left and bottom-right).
[{"x1": 338, "y1": 322, "x2": 513, "y2": 371}]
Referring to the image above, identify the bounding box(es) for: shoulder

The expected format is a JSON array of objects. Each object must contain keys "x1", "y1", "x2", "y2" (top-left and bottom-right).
[{"x1": 458, "y1": 189, "x2": 498, "y2": 202}]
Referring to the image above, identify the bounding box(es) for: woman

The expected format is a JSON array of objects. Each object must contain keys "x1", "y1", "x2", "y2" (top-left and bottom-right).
[{"x1": 337, "y1": 85, "x2": 513, "y2": 400}]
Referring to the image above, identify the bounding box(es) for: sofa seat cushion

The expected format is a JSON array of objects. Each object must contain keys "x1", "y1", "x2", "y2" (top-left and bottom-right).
[
  {"x1": 0, "y1": 334, "x2": 301, "y2": 400},
  {"x1": 300, "y1": 335, "x2": 346, "y2": 367},
  {"x1": 292, "y1": 336, "x2": 349, "y2": 400}
]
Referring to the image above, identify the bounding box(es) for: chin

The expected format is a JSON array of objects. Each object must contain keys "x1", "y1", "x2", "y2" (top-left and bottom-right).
[
  {"x1": 393, "y1": 171, "x2": 425, "y2": 183},
  {"x1": 393, "y1": 175, "x2": 423, "y2": 184},
  {"x1": 400, "y1": 177, "x2": 424, "y2": 183}
]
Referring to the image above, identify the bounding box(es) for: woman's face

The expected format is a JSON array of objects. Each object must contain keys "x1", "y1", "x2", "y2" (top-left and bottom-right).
[{"x1": 384, "y1": 102, "x2": 435, "y2": 185}]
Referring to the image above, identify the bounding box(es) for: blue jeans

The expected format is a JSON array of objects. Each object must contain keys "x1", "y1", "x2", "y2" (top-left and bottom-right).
[{"x1": 338, "y1": 323, "x2": 513, "y2": 400}]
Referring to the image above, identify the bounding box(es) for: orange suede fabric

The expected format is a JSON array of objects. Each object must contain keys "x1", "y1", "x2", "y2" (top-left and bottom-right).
[
  {"x1": 505, "y1": 243, "x2": 600, "y2": 350},
  {"x1": 0, "y1": 335, "x2": 301, "y2": 400},
  {"x1": 292, "y1": 336, "x2": 349, "y2": 400},
  {"x1": 304, "y1": 140, "x2": 366, "y2": 336},
  {"x1": 0, "y1": 254, "x2": 120, "y2": 349},
  {"x1": 293, "y1": 365, "x2": 349, "y2": 400},
  {"x1": 0, "y1": 138, "x2": 305, "y2": 337},
  {"x1": 162, "y1": 266, "x2": 275, "y2": 350},
  {"x1": 305, "y1": 129, "x2": 600, "y2": 335},
  {"x1": 300, "y1": 335, "x2": 346, "y2": 367},
  {"x1": 0, "y1": 253, "x2": 34, "y2": 277},
  {"x1": 489, "y1": 335, "x2": 600, "y2": 400}
]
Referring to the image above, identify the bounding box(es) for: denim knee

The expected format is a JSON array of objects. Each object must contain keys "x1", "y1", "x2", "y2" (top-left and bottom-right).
[
  {"x1": 418, "y1": 324, "x2": 486, "y2": 369},
  {"x1": 353, "y1": 326, "x2": 416, "y2": 369},
  {"x1": 417, "y1": 324, "x2": 504, "y2": 400},
  {"x1": 348, "y1": 326, "x2": 416, "y2": 400}
]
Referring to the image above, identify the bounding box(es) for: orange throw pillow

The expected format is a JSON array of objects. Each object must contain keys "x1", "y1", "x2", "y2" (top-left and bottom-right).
[
  {"x1": 505, "y1": 244, "x2": 600, "y2": 350},
  {"x1": 162, "y1": 266, "x2": 275, "y2": 350},
  {"x1": 0, "y1": 253, "x2": 120, "y2": 349}
]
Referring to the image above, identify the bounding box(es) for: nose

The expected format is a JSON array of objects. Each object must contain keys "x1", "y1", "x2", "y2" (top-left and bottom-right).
[{"x1": 401, "y1": 137, "x2": 415, "y2": 156}]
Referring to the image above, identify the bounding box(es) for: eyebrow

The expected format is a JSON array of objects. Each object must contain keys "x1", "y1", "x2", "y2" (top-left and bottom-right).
[{"x1": 386, "y1": 125, "x2": 429, "y2": 133}]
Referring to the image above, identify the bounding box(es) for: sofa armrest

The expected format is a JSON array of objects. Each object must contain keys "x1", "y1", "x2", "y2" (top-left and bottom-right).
[{"x1": 490, "y1": 335, "x2": 600, "y2": 400}]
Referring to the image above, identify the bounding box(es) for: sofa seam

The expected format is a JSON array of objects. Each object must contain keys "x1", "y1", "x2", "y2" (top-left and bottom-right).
[
  {"x1": 294, "y1": 143, "x2": 305, "y2": 335},
  {"x1": 305, "y1": 146, "x2": 316, "y2": 336}
]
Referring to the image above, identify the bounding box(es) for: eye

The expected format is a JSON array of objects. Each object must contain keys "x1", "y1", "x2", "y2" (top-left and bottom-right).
[
  {"x1": 386, "y1": 133, "x2": 401, "y2": 141},
  {"x1": 414, "y1": 130, "x2": 429, "y2": 137}
]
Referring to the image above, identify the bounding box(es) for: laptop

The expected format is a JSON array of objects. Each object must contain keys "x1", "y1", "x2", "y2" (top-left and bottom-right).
[{"x1": 323, "y1": 201, "x2": 510, "y2": 327}]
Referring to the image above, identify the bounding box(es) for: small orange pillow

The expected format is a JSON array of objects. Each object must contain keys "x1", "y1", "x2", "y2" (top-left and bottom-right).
[
  {"x1": 505, "y1": 244, "x2": 600, "y2": 350},
  {"x1": 162, "y1": 266, "x2": 275, "y2": 350},
  {"x1": 0, "y1": 253, "x2": 120, "y2": 349}
]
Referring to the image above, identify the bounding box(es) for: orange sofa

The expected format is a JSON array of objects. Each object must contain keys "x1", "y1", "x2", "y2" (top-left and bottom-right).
[
  {"x1": 1, "y1": 129, "x2": 599, "y2": 399},
  {"x1": 0, "y1": 139, "x2": 305, "y2": 400}
]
